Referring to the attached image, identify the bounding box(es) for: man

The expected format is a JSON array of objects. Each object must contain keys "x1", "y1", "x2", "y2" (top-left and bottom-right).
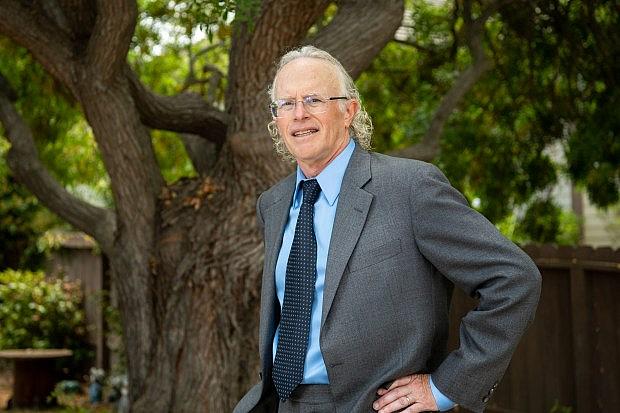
[{"x1": 235, "y1": 46, "x2": 541, "y2": 413}]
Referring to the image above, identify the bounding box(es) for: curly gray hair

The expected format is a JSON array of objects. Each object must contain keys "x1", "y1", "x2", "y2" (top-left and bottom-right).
[{"x1": 267, "y1": 46, "x2": 373, "y2": 161}]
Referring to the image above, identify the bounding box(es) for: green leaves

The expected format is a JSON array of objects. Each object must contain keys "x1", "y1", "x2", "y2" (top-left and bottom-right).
[
  {"x1": 137, "y1": 0, "x2": 259, "y2": 45},
  {"x1": 0, "y1": 269, "x2": 92, "y2": 366},
  {"x1": 358, "y1": 0, "x2": 618, "y2": 245},
  {"x1": 567, "y1": 90, "x2": 620, "y2": 207},
  {"x1": 0, "y1": 140, "x2": 56, "y2": 270},
  {"x1": 0, "y1": 39, "x2": 112, "y2": 207}
]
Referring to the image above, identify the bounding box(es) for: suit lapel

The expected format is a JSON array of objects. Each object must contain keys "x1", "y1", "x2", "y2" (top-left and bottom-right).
[
  {"x1": 258, "y1": 174, "x2": 295, "y2": 360},
  {"x1": 321, "y1": 147, "x2": 373, "y2": 327}
]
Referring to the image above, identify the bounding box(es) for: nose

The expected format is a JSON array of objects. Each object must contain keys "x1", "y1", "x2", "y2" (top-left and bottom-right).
[{"x1": 293, "y1": 99, "x2": 309, "y2": 120}]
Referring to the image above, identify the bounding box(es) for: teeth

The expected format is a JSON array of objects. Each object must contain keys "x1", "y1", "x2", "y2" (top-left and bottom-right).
[{"x1": 293, "y1": 129, "x2": 317, "y2": 137}]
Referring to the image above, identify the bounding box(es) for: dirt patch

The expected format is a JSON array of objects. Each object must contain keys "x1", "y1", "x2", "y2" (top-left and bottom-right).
[{"x1": 0, "y1": 367, "x2": 13, "y2": 410}]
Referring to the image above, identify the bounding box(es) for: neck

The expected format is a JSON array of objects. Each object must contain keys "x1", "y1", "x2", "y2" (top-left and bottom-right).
[{"x1": 298, "y1": 138, "x2": 350, "y2": 178}]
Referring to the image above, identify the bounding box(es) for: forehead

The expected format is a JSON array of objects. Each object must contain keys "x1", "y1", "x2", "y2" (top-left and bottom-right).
[{"x1": 274, "y1": 57, "x2": 340, "y2": 97}]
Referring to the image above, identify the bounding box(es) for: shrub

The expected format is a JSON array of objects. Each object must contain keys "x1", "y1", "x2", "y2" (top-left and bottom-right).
[{"x1": 0, "y1": 269, "x2": 93, "y2": 370}]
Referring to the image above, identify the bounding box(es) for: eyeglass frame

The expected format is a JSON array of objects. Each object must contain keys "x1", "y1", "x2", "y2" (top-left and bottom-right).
[{"x1": 269, "y1": 94, "x2": 349, "y2": 118}]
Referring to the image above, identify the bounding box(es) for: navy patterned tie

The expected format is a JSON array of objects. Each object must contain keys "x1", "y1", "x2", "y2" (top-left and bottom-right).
[{"x1": 273, "y1": 179, "x2": 322, "y2": 401}]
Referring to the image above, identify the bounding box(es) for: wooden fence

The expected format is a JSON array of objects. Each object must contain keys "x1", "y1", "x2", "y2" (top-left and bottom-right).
[
  {"x1": 449, "y1": 245, "x2": 620, "y2": 413},
  {"x1": 46, "y1": 232, "x2": 108, "y2": 369}
]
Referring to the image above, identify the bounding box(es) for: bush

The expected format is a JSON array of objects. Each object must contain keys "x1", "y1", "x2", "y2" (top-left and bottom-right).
[{"x1": 0, "y1": 269, "x2": 93, "y2": 370}]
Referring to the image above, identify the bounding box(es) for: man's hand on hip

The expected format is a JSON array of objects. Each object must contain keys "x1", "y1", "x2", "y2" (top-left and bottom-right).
[{"x1": 373, "y1": 374, "x2": 438, "y2": 413}]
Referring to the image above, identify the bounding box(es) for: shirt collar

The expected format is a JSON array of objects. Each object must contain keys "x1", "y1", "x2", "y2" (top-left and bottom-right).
[{"x1": 293, "y1": 138, "x2": 356, "y2": 207}]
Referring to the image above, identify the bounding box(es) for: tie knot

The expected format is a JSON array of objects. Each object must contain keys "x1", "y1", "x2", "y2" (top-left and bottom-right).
[{"x1": 301, "y1": 179, "x2": 321, "y2": 205}]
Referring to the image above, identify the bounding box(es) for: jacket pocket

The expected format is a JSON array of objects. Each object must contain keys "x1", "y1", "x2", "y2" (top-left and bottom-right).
[{"x1": 347, "y1": 238, "x2": 402, "y2": 273}]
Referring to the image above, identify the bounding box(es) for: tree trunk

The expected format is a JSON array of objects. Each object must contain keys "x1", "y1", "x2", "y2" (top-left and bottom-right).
[
  {"x1": 127, "y1": 136, "x2": 288, "y2": 412},
  {"x1": 76, "y1": 71, "x2": 290, "y2": 411}
]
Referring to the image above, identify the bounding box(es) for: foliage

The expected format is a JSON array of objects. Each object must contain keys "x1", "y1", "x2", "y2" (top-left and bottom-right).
[
  {"x1": 0, "y1": 38, "x2": 106, "y2": 270},
  {"x1": 50, "y1": 381, "x2": 114, "y2": 413},
  {"x1": 0, "y1": 162, "x2": 51, "y2": 270},
  {"x1": 139, "y1": 0, "x2": 259, "y2": 41},
  {"x1": 499, "y1": 0, "x2": 620, "y2": 208},
  {"x1": 357, "y1": 0, "x2": 619, "y2": 245},
  {"x1": 0, "y1": 269, "x2": 93, "y2": 369},
  {"x1": 0, "y1": 140, "x2": 64, "y2": 271},
  {"x1": 515, "y1": 199, "x2": 580, "y2": 245},
  {"x1": 0, "y1": 38, "x2": 111, "y2": 207},
  {"x1": 497, "y1": 204, "x2": 580, "y2": 247}
]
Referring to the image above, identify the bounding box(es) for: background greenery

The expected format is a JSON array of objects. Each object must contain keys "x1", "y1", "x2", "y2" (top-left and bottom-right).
[{"x1": 0, "y1": 269, "x2": 93, "y2": 371}]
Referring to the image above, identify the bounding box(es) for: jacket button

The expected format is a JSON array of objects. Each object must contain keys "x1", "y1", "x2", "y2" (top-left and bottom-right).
[{"x1": 482, "y1": 396, "x2": 490, "y2": 403}]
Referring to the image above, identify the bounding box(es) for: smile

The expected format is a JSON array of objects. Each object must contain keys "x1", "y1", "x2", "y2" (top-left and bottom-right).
[{"x1": 292, "y1": 128, "x2": 319, "y2": 137}]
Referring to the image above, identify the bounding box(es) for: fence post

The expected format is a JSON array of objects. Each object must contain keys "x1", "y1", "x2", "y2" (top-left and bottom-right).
[{"x1": 569, "y1": 261, "x2": 592, "y2": 412}]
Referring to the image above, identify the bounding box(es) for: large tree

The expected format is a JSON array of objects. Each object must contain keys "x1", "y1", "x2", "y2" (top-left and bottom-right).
[
  {"x1": 1, "y1": 0, "x2": 618, "y2": 411},
  {"x1": 0, "y1": 0, "x2": 403, "y2": 411}
]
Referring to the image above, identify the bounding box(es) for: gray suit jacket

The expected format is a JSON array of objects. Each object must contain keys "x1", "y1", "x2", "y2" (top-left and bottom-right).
[{"x1": 234, "y1": 146, "x2": 541, "y2": 413}]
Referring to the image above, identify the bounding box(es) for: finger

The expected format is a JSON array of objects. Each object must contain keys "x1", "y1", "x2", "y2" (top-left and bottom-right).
[
  {"x1": 386, "y1": 375, "x2": 413, "y2": 390},
  {"x1": 376, "y1": 395, "x2": 416, "y2": 413},
  {"x1": 377, "y1": 375, "x2": 411, "y2": 395},
  {"x1": 373, "y1": 386, "x2": 411, "y2": 411}
]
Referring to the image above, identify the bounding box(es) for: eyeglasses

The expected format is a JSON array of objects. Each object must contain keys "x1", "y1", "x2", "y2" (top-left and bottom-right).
[{"x1": 270, "y1": 94, "x2": 349, "y2": 118}]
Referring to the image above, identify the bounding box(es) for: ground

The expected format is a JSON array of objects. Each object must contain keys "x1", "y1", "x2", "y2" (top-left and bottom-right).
[{"x1": 0, "y1": 367, "x2": 111, "y2": 412}]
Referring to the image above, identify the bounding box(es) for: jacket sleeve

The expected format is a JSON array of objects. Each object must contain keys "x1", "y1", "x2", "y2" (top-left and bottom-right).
[{"x1": 409, "y1": 162, "x2": 542, "y2": 413}]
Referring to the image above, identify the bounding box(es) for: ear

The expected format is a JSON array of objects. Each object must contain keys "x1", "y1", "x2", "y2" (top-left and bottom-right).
[
  {"x1": 344, "y1": 99, "x2": 359, "y2": 127},
  {"x1": 268, "y1": 121, "x2": 279, "y2": 137}
]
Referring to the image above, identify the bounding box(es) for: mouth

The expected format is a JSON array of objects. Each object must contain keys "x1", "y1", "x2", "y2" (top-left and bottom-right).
[{"x1": 291, "y1": 128, "x2": 319, "y2": 137}]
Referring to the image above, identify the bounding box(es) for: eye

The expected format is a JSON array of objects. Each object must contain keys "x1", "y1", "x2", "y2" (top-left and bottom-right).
[
  {"x1": 278, "y1": 99, "x2": 295, "y2": 109},
  {"x1": 305, "y1": 96, "x2": 324, "y2": 106}
]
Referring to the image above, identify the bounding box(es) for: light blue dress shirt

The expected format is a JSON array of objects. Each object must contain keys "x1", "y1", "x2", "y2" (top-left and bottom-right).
[
  {"x1": 272, "y1": 138, "x2": 455, "y2": 410},
  {"x1": 430, "y1": 379, "x2": 456, "y2": 411},
  {"x1": 273, "y1": 138, "x2": 355, "y2": 383}
]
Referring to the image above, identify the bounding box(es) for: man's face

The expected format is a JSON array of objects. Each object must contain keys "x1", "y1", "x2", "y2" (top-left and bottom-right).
[{"x1": 273, "y1": 58, "x2": 358, "y2": 177}]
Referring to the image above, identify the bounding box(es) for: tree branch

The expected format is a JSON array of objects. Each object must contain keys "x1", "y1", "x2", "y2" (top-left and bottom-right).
[
  {"x1": 180, "y1": 133, "x2": 219, "y2": 176},
  {"x1": 389, "y1": 58, "x2": 491, "y2": 161},
  {"x1": 0, "y1": 80, "x2": 116, "y2": 254},
  {"x1": 55, "y1": 0, "x2": 97, "y2": 44},
  {"x1": 0, "y1": 0, "x2": 75, "y2": 88},
  {"x1": 40, "y1": 0, "x2": 72, "y2": 36},
  {"x1": 125, "y1": 66, "x2": 228, "y2": 145},
  {"x1": 309, "y1": 0, "x2": 405, "y2": 79},
  {"x1": 182, "y1": 64, "x2": 224, "y2": 106},
  {"x1": 390, "y1": 0, "x2": 507, "y2": 161},
  {"x1": 190, "y1": 42, "x2": 226, "y2": 73},
  {"x1": 86, "y1": 0, "x2": 137, "y2": 82}
]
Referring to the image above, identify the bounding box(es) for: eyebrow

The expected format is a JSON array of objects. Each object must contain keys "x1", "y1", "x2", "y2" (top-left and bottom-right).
[{"x1": 276, "y1": 92, "x2": 323, "y2": 100}]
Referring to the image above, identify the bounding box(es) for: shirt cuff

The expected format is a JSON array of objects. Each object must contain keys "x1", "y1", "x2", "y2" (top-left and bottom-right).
[{"x1": 429, "y1": 376, "x2": 456, "y2": 411}]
